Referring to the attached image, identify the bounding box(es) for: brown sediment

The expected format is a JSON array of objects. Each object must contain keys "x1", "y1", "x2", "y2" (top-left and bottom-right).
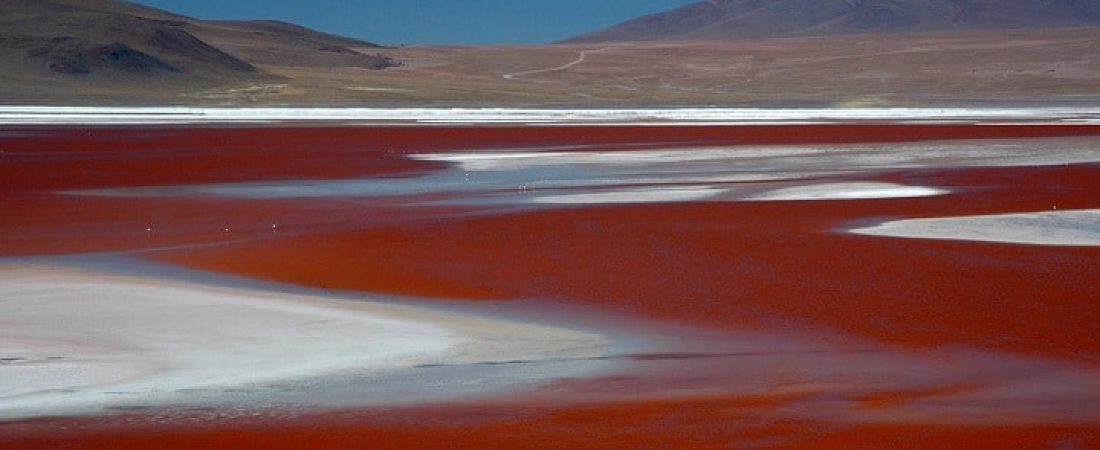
[
  {"x1": 2, "y1": 396, "x2": 1098, "y2": 450},
  {"x1": 780, "y1": 423, "x2": 1100, "y2": 450},
  {"x1": 854, "y1": 384, "x2": 989, "y2": 410}
]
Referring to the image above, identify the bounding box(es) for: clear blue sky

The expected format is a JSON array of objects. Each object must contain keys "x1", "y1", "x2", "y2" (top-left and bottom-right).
[{"x1": 133, "y1": 0, "x2": 697, "y2": 45}]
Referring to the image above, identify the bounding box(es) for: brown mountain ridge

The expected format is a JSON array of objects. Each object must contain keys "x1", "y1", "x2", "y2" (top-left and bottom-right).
[
  {"x1": 2, "y1": 0, "x2": 1099, "y2": 106},
  {"x1": 564, "y1": 0, "x2": 1100, "y2": 43},
  {"x1": 0, "y1": 0, "x2": 398, "y2": 102}
]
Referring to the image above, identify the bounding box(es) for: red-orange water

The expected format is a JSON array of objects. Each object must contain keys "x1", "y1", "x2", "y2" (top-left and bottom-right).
[{"x1": 2, "y1": 124, "x2": 1099, "y2": 449}]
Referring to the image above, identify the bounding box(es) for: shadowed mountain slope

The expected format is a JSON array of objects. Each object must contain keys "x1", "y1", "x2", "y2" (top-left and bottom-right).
[
  {"x1": 564, "y1": 0, "x2": 1100, "y2": 43},
  {"x1": 0, "y1": 0, "x2": 397, "y2": 103}
]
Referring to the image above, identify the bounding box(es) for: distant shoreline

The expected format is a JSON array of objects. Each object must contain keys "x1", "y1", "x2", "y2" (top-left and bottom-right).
[{"x1": 1, "y1": 106, "x2": 1098, "y2": 125}]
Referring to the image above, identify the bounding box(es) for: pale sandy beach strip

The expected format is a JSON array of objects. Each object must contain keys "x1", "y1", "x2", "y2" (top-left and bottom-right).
[
  {"x1": 0, "y1": 106, "x2": 1097, "y2": 125},
  {"x1": 0, "y1": 265, "x2": 608, "y2": 419},
  {"x1": 851, "y1": 209, "x2": 1100, "y2": 246},
  {"x1": 745, "y1": 182, "x2": 948, "y2": 201}
]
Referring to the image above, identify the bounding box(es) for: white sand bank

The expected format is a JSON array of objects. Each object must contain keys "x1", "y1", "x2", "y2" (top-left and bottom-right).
[
  {"x1": 78, "y1": 137, "x2": 1100, "y2": 207},
  {"x1": 0, "y1": 265, "x2": 607, "y2": 419},
  {"x1": 851, "y1": 209, "x2": 1100, "y2": 246},
  {"x1": 1, "y1": 106, "x2": 1098, "y2": 125},
  {"x1": 747, "y1": 182, "x2": 947, "y2": 201},
  {"x1": 532, "y1": 185, "x2": 725, "y2": 204}
]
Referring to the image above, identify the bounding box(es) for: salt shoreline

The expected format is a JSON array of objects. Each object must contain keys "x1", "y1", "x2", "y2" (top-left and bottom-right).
[
  {"x1": 0, "y1": 265, "x2": 609, "y2": 420},
  {"x1": 851, "y1": 209, "x2": 1100, "y2": 246},
  {"x1": 0, "y1": 106, "x2": 1098, "y2": 125}
]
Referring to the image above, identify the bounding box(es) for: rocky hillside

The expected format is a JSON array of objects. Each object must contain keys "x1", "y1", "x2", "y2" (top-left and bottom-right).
[
  {"x1": 564, "y1": 0, "x2": 1100, "y2": 42},
  {"x1": 0, "y1": 0, "x2": 397, "y2": 102}
]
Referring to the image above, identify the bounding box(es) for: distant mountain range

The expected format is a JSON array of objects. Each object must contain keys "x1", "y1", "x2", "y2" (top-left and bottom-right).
[
  {"x1": 3, "y1": 0, "x2": 1099, "y2": 106},
  {"x1": 564, "y1": 0, "x2": 1100, "y2": 43},
  {"x1": 0, "y1": 0, "x2": 395, "y2": 96}
]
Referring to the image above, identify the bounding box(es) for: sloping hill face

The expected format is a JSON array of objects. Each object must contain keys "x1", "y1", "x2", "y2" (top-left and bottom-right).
[
  {"x1": 564, "y1": 0, "x2": 1100, "y2": 43},
  {"x1": 192, "y1": 20, "x2": 397, "y2": 69},
  {"x1": 0, "y1": 11, "x2": 259, "y2": 76},
  {"x1": 219, "y1": 20, "x2": 381, "y2": 50},
  {"x1": 0, "y1": 0, "x2": 397, "y2": 103},
  {"x1": 0, "y1": 0, "x2": 188, "y2": 21}
]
